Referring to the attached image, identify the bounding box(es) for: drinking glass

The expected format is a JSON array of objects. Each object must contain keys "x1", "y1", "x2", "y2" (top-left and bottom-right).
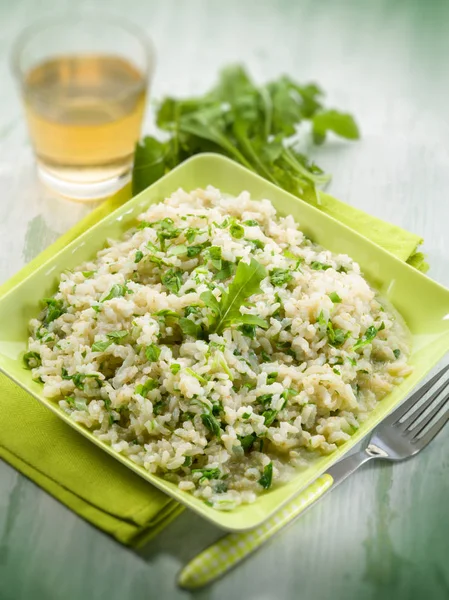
[{"x1": 11, "y1": 14, "x2": 155, "y2": 200}]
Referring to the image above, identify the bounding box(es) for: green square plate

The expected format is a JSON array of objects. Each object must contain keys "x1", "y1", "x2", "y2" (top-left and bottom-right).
[{"x1": 1, "y1": 154, "x2": 448, "y2": 531}]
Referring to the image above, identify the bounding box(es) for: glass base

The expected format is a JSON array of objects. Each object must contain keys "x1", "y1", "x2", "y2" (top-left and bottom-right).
[{"x1": 37, "y1": 164, "x2": 131, "y2": 201}]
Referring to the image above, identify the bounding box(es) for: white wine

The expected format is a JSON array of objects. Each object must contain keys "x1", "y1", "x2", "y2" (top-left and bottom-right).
[{"x1": 23, "y1": 54, "x2": 146, "y2": 186}]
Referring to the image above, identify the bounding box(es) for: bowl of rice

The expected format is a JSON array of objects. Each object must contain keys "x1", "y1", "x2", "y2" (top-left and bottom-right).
[{"x1": 1, "y1": 154, "x2": 449, "y2": 531}]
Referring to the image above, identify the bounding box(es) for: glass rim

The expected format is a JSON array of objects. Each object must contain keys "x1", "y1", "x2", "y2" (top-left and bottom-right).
[{"x1": 10, "y1": 12, "x2": 156, "y2": 82}]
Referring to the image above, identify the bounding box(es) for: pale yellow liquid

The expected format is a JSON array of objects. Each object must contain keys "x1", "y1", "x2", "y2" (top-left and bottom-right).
[{"x1": 23, "y1": 55, "x2": 146, "y2": 184}]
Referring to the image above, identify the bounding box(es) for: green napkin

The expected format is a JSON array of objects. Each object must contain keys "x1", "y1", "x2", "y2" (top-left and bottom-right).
[{"x1": 0, "y1": 181, "x2": 426, "y2": 546}]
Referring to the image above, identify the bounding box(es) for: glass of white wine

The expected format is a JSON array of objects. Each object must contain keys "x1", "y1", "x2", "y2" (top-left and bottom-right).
[{"x1": 11, "y1": 14, "x2": 155, "y2": 201}]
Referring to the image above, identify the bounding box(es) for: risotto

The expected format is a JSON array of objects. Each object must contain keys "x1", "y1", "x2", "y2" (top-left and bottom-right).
[{"x1": 25, "y1": 187, "x2": 412, "y2": 510}]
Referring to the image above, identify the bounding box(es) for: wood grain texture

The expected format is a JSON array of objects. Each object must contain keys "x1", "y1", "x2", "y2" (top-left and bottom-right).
[{"x1": 0, "y1": 1, "x2": 448, "y2": 599}]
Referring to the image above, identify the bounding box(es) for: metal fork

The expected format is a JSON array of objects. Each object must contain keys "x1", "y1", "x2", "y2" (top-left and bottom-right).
[{"x1": 178, "y1": 364, "x2": 449, "y2": 590}]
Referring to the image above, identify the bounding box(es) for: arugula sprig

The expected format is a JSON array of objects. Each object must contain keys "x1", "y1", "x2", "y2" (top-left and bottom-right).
[{"x1": 200, "y1": 258, "x2": 268, "y2": 335}]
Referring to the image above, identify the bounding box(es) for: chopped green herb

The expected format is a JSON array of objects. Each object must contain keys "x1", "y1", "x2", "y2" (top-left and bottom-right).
[
  {"x1": 145, "y1": 344, "x2": 161, "y2": 362},
  {"x1": 92, "y1": 340, "x2": 112, "y2": 353},
  {"x1": 135, "y1": 378, "x2": 159, "y2": 397},
  {"x1": 107, "y1": 330, "x2": 128, "y2": 341},
  {"x1": 317, "y1": 310, "x2": 327, "y2": 328},
  {"x1": 170, "y1": 363, "x2": 181, "y2": 374},
  {"x1": 329, "y1": 292, "x2": 342, "y2": 303},
  {"x1": 184, "y1": 306, "x2": 201, "y2": 317},
  {"x1": 206, "y1": 246, "x2": 223, "y2": 270},
  {"x1": 102, "y1": 283, "x2": 130, "y2": 302},
  {"x1": 134, "y1": 250, "x2": 144, "y2": 263},
  {"x1": 192, "y1": 467, "x2": 221, "y2": 483},
  {"x1": 82, "y1": 270, "x2": 95, "y2": 278},
  {"x1": 333, "y1": 367, "x2": 341, "y2": 375},
  {"x1": 258, "y1": 462, "x2": 273, "y2": 489},
  {"x1": 186, "y1": 244, "x2": 203, "y2": 257},
  {"x1": 353, "y1": 325, "x2": 379, "y2": 350},
  {"x1": 230, "y1": 223, "x2": 244, "y2": 239},
  {"x1": 42, "y1": 298, "x2": 65, "y2": 324},
  {"x1": 23, "y1": 351, "x2": 41, "y2": 369},
  {"x1": 239, "y1": 433, "x2": 257, "y2": 451},
  {"x1": 238, "y1": 324, "x2": 257, "y2": 338},
  {"x1": 262, "y1": 409, "x2": 278, "y2": 426},
  {"x1": 161, "y1": 269, "x2": 183, "y2": 294},
  {"x1": 393, "y1": 349, "x2": 401, "y2": 359},
  {"x1": 327, "y1": 322, "x2": 348, "y2": 347},
  {"x1": 185, "y1": 227, "x2": 200, "y2": 243},
  {"x1": 155, "y1": 309, "x2": 179, "y2": 318},
  {"x1": 242, "y1": 412, "x2": 251, "y2": 419},
  {"x1": 243, "y1": 220, "x2": 259, "y2": 226},
  {"x1": 167, "y1": 244, "x2": 187, "y2": 256},
  {"x1": 267, "y1": 372, "x2": 278, "y2": 385},
  {"x1": 261, "y1": 350, "x2": 271, "y2": 362},
  {"x1": 311, "y1": 261, "x2": 331, "y2": 271},
  {"x1": 185, "y1": 367, "x2": 207, "y2": 384},
  {"x1": 200, "y1": 413, "x2": 222, "y2": 437},
  {"x1": 257, "y1": 394, "x2": 273, "y2": 406},
  {"x1": 183, "y1": 456, "x2": 192, "y2": 467},
  {"x1": 269, "y1": 268, "x2": 293, "y2": 286},
  {"x1": 348, "y1": 357, "x2": 357, "y2": 366}
]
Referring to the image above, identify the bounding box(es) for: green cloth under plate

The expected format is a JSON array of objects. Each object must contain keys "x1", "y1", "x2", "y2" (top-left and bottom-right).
[{"x1": 0, "y1": 181, "x2": 426, "y2": 546}]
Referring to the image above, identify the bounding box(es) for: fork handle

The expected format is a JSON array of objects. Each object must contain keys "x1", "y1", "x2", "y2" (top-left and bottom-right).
[{"x1": 178, "y1": 449, "x2": 373, "y2": 590}]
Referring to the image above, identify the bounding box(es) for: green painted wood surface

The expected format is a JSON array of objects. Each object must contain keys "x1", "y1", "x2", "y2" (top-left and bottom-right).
[{"x1": 0, "y1": 0, "x2": 448, "y2": 599}]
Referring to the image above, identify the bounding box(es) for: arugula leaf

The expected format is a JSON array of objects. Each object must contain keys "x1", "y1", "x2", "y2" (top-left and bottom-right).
[
  {"x1": 258, "y1": 462, "x2": 273, "y2": 489},
  {"x1": 145, "y1": 344, "x2": 161, "y2": 362},
  {"x1": 201, "y1": 258, "x2": 267, "y2": 334}
]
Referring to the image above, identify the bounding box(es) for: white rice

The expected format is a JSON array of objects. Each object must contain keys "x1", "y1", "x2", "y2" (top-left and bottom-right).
[{"x1": 26, "y1": 187, "x2": 412, "y2": 510}]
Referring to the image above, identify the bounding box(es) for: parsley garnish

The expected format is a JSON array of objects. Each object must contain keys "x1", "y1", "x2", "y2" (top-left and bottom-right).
[
  {"x1": 258, "y1": 462, "x2": 273, "y2": 489},
  {"x1": 269, "y1": 268, "x2": 293, "y2": 286}
]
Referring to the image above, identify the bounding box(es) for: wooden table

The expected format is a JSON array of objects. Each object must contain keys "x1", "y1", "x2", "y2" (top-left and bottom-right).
[{"x1": 1, "y1": 1, "x2": 448, "y2": 599}]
